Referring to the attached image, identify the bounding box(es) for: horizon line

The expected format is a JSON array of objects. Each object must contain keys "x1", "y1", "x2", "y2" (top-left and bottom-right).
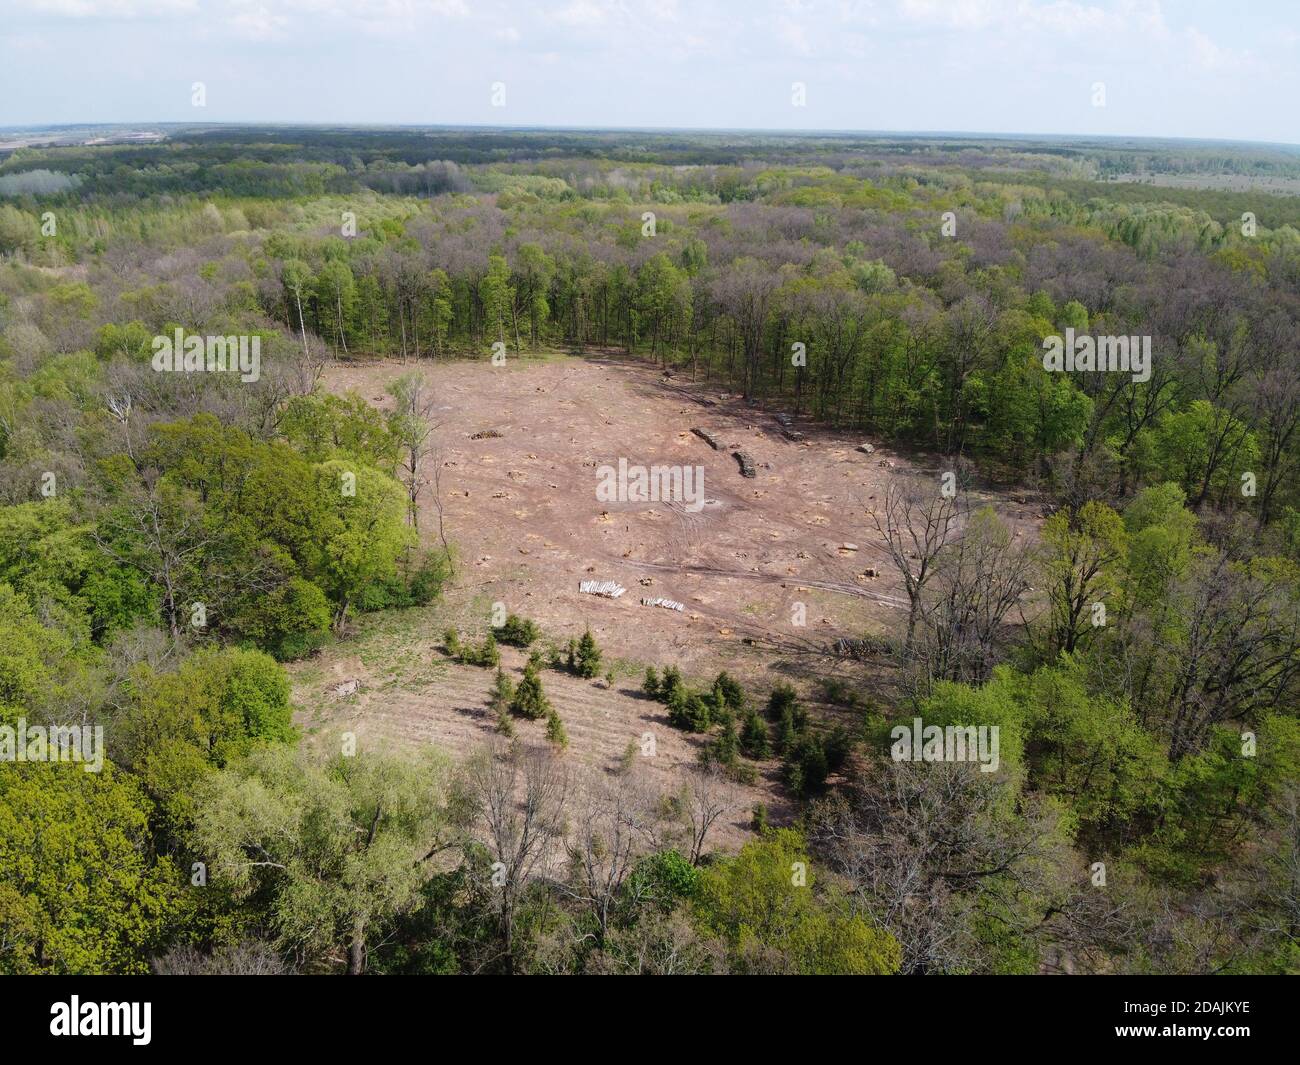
[{"x1": 2, "y1": 120, "x2": 1297, "y2": 152}]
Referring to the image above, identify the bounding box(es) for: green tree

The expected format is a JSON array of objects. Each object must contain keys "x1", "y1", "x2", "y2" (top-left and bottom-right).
[
  {"x1": 0, "y1": 763, "x2": 178, "y2": 974},
  {"x1": 511, "y1": 662, "x2": 551, "y2": 720},
  {"x1": 574, "y1": 627, "x2": 602, "y2": 678},
  {"x1": 1040, "y1": 500, "x2": 1127, "y2": 657},
  {"x1": 312, "y1": 460, "x2": 414, "y2": 632},
  {"x1": 479, "y1": 254, "x2": 516, "y2": 348},
  {"x1": 192, "y1": 745, "x2": 450, "y2": 975},
  {"x1": 694, "y1": 829, "x2": 901, "y2": 974}
]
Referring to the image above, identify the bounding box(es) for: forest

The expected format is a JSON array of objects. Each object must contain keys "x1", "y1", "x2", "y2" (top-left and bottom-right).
[{"x1": 0, "y1": 126, "x2": 1297, "y2": 976}]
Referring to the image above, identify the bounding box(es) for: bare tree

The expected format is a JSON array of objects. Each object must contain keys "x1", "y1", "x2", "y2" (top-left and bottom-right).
[
  {"x1": 152, "y1": 940, "x2": 291, "y2": 976},
  {"x1": 870, "y1": 472, "x2": 965, "y2": 652},
  {"x1": 386, "y1": 372, "x2": 437, "y2": 534},
  {"x1": 915, "y1": 506, "x2": 1032, "y2": 686},
  {"x1": 1158, "y1": 552, "x2": 1300, "y2": 760},
  {"x1": 808, "y1": 759, "x2": 1066, "y2": 975},
  {"x1": 561, "y1": 770, "x2": 658, "y2": 946},
  {"x1": 677, "y1": 764, "x2": 738, "y2": 866},
  {"x1": 461, "y1": 742, "x2": 568, "y2": 974}
]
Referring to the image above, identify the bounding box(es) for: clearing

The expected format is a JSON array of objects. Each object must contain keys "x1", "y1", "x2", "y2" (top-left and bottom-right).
[{"x1": 288, "y1": 352, "x2": 1041, "y2": 842}]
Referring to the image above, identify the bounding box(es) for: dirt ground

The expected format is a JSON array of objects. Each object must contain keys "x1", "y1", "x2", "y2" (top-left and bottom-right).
[{"x1": 288, "y1": 351, "x2": 1041, "y2": 845}]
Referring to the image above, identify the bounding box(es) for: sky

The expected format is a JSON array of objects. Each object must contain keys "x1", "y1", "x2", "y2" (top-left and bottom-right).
[{"x1": 1, "y1": 0, "x2": 1298, "y2": 144}]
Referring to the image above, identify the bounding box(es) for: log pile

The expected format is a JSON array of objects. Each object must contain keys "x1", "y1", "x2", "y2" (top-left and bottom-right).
[{"x1": 579, "y1": 579, "x2": 626, "y2": 599}]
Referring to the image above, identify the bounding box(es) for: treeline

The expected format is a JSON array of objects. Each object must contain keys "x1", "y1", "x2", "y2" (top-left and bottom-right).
[{"x1": 206, "y1": 171, "x2": 1300, "y2": 532}]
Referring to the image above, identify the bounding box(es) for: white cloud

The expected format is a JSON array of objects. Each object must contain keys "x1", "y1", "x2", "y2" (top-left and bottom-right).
[
  {"x1": 228, "y1": 1, "x2": 287, "y2": 39},
  {"x1": 554, "y1": 0, "x2": 611, "y2": 27},
  {"x1": 20, "y1": 0, "x2": 196, "y2": 16}
]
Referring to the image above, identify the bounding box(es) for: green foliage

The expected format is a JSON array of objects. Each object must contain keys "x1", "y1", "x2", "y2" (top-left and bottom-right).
[
  {"x1": 641, "y1": 666, "x2": 660, "y2": 698},
  {"x1": 694, "y1": 830, "x2": 901, "y2": 974},
  {"x1": 493, "y1": 613, "x2": 539, "y2": 647},
  {"x1": 572, "y1": 628, "x2": 602, "y2": 679},
  {"x1": 740, "y1": 708, "x2": 771, "y2": 760},
  {"x1": 667, "y1": 688, "x2": 712, "y2": 732},
  {"x1": 455, "y1": 632, "x2": 500, "y2": 668},
  {"x1": 658, "y1": 665, "x2": 684, "y2": 704},
  {"x1": 230, "y1": 575, "x2": 331, "y2": 660},
  {"x1": 545, "y1": 709, "x2": 568, "y2": 749},
  {"x1": 119, "y1": 646, "x2": 294, "y2": 830},
  {"x1": 0, "y1": 763, "x2": 178, "y2": 974},
  {"x1": 510, "y1": 662, "x2": 551, "y2": 720},
  {"x1": 626, "y1": 849, "x2": 701, "y2": 914},
  {"x1": 192, "y1": 745, "x2": 449, "y2": 973}
]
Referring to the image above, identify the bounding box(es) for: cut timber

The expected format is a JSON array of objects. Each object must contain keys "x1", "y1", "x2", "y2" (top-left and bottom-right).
[
  {"x1": 732, "y1": 450, "x2": 757, "y2": 478},
  {"x1": 856, "y1": 442, "x2": 875, "y2": 454},
  {"x1": 833, "y1": 636, "x2": 892, "y2": 659},
  {"x1": 641, "y1": 596, "x2": 684, "y2": 612},
  {"x1": 579, "y1": 579, "x2": 625, "y2": 599},
  {"x1": 781, "y1": 428, "x2": 805, "y2": 442},
  {"x1": 691, "y1": 427, "x2": 722, "y2": 450}
]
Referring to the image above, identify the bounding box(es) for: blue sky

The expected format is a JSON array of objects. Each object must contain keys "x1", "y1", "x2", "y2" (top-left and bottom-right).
[{"x1": 1, "y1": 0, "x2": 1297, "y2": 143}]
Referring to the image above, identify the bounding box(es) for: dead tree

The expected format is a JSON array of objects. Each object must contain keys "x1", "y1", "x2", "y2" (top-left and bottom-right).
[
  {"x1": 386, "y1": 372, "x2": 437, "y2": 534},
  {"x1": 461, "y1": 742, "x2": 568, "y2": 974},
  {"x1": 870, "y1": 472, "x2": 965, "y2": 653},
  {"x1": 916, "y1": 506, "x2": 1033, "y2": 686},
  {"x1": 561, "y1": 771, "x2": 657, "y2": 946},
  {"x1": 679, "y1": 764, "x2": 738, "y2": 866}
]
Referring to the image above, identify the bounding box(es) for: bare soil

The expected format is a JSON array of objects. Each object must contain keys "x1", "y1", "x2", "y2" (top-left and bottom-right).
[{"x1": 287, "y1": 351, "x2": 1041, "y2": 845}]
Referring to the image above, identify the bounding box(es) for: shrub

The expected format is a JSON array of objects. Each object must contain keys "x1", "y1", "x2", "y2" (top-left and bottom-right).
[
  {"x1": 488, "y1": 668, "x2": 514, "y2": 714},
  {"x1": 494, "y1": 613, "x2": 539, "y2": 648},
  {"x1": 712, "y1": 671, "x2": 746, "y2": 713},
  {"x1": 545, "y1": 709, "x2": 568, "y2": 749},
  {"x1": 701, "y1": 717, "x2": 739, "y2": 768},
  {"x1": 659, "y1": 665, "x2": 685, "y2": 704},
  {"x1": 458, "y1": 632, "x2": 500, "y2": 668},
  {"x1": 782, "y1": 735, "x2": 830, "y2": 797},
  {"x1": 821, "y1": 677, "x2": 862, "y2": 711},
  {"x1": 574, "y1": 628, "x2": 602, "y2": 679},
  {"x1": 626, "y1": 849, "x2": 701, "y2": 913},
  {"x1": 668, "y1": 688, "x2": 712, "y2": 732}
]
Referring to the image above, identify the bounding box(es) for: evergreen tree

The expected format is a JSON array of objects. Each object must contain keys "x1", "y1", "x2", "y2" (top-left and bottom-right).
[
  {"x1": 575, "y1": 627, "x2": 602, "y2": 679},
  {"x1": 545, "y1": 708, "x2": 568, "y2": 749},
  {"x1": 740, "y1": 708, "x2": 771, "y2": 760},
  {"x1": 642, "y1": 666, "x2": 660, "y2": 698},
  {"x1": 510, "y1": 662, "x2": 551, "y2": 720}
]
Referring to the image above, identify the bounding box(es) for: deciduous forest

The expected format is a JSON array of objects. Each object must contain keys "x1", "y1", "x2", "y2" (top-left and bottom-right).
[{"x1": 1, "y1": 125, "x2": 1297, "y2": 976}]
